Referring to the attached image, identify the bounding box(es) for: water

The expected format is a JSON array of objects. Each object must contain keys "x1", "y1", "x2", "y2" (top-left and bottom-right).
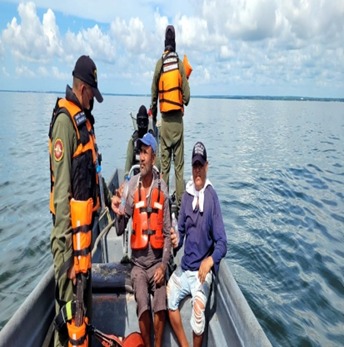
[{"x1": 0, "y1": 92, "x2": 343, "y2": 346}]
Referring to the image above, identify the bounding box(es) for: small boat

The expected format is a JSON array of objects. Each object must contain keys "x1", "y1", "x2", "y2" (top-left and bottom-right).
[{"x1": 0, "y1": 167, "x2": 272, "y2": 347}]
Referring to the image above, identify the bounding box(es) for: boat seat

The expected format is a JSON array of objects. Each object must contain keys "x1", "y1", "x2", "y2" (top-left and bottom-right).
[{"x1": 92, "y1": 262, "x2": 133, "y2": 293}]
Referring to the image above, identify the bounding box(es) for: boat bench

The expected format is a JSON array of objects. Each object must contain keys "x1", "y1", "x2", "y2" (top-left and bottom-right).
[{"x1": 91, "y1": 262, "x2": 203, "y2": 346}]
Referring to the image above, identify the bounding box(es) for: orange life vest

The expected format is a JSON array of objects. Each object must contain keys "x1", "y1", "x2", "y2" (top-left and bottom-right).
[
  {"x1": 183, "y1": 54, "x2": 192, "y2": 79},
  {"x1": 49, "y1": 98, "x2": 100, "y2": 215},
  {"x1": 131, "y1": 181, "x2": 165, "y2": 250},
  {"x1": 158, "y1": 51, "x2": 183, "y2": 113}
]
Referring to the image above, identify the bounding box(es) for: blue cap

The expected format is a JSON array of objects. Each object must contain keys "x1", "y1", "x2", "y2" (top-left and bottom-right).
[{"x1": 137, "y1": 133, "x2": 157, "y2": 153}]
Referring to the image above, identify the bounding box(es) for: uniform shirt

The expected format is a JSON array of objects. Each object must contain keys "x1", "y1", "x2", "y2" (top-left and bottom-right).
[
  {"x1": 50, "y1": 87, "x2": 79, "y2": 270},
  {"x1": 177, "y1": 185, "x2": 227, "y2": 274}
]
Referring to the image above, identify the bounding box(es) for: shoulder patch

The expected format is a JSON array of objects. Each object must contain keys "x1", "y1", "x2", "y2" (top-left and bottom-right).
[{"x1": 53, "y1": 138, "x2": 64, "y2": 161}]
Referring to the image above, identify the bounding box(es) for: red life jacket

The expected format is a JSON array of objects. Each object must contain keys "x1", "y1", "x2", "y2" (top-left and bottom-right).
[{"x1": 131, "y1": 181, "x2": 165, "y2": 250}]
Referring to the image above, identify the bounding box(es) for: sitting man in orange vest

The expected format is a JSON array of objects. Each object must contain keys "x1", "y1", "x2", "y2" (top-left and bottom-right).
[{"x1": 112, "y1": 132, "x2": 171, "y2": 347}]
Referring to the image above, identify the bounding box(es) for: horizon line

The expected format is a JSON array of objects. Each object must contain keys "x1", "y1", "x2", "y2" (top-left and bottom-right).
[{"x1": 0, "y1": 89, "x2": 343, "y2": 102}]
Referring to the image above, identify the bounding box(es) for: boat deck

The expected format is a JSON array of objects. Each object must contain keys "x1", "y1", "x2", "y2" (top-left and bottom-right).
[{"x1": 91, "y1": 227, "x2": 197, "y2": 346}]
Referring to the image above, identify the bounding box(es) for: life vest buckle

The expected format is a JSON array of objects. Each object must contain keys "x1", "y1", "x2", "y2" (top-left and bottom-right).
[{"x1": 143, "y1": 229, "x2": 155, "y2": 236}]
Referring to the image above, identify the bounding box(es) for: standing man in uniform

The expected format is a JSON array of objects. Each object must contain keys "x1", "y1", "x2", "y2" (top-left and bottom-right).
[
  {"x1": 49, "y1": 55, "x2": 103, "y2": 346},
  {"x1": 112, "y1": 133, "x2": 171, "y2": 347},
  {"x1": 150, "y1": 25, "x2": 190, "y2": 212}
]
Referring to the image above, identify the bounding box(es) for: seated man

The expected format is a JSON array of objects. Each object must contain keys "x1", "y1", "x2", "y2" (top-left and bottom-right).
[
  {"x1": 167, "y1": 141, "x2": 228, "y2": 347},
  {"x1": 124, "y1": 105, "x2": 160, "y2": 177},
  {"x1": 112, "y1": 133, "x2": 171, "y2": 347}
]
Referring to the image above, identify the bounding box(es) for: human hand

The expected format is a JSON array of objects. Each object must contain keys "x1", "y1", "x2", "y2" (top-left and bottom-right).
[
  {"x1": 115, "y1": 182, "x2": 125, "y2": 198},
  {"x1": 67, "y1": 265, "x2": 76, "y2": 285},
  {"x1": 153, "y1": 263, "x2": 166, "y2": 286},
  {"x1": 111, "y1": 195, "x2": 122, "y2": 215},
  {"x1": 170, "y1": 227, "x2": 179, "y2": 248},
  {"x1": 198, "y1": 256, "x2": 213, "y2": 284}
]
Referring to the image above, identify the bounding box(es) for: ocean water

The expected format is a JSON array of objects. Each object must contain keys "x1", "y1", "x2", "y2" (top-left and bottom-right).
[{"x1": 0, "y1": 91, "x2": 343, "y2": 346}]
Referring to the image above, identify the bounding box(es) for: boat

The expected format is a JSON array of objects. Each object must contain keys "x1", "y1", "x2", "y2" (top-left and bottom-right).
[{"x1": 0, "y1": 165, "x2": 272, "y2": 347}]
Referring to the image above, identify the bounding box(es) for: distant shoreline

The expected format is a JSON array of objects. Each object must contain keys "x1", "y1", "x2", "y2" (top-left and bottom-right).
[{"x1": 0, "y1": 89, "x2": 343, "y2": 103}]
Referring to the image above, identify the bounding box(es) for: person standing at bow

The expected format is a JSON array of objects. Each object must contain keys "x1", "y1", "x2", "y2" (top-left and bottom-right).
[
  {"x1": 112, "y1": 133, "x2": 171, "y2": 347},
  {"x1": 49, "y1": 55, "x2": 104, "y2": 346},
  {"x1": 150, "y1": 25, "x2": 190, "y2": 212}
]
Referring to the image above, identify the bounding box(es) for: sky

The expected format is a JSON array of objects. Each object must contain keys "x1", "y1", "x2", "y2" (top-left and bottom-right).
[{"x1": 0, "y1": 0, "x2": 343, "y2": 98}]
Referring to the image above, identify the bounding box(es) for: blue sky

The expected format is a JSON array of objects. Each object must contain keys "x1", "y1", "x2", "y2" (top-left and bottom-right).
[{"x1": 0, "y1": 0, "x2": 343, "y2": 98}]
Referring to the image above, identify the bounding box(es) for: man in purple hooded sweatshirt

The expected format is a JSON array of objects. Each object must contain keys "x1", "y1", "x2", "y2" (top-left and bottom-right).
[{"x1": 167, "y1": 141, "x2": 228, "y2": 347}]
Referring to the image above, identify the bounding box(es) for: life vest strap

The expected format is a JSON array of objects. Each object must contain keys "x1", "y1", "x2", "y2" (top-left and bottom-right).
[
  {"x1": 68, "y1": 334, "x2": 87, "y2": 346},
  {"x1": 140, "y1": 206, "x2": 159, "y2": 215},
  {"x1": 73, "y1": 246, "x2": 91, "y2": 257},
  {"x1": 72, "y1": 224, "x2": 91, "y2": 234},
  {"x1": 57, "y1": 256, "x2": 73, "y2": 280},
  {"x1": 54, "y1": 300, "x2": 76, "y2": 331},
  {"x1": 158, "y1": 85, "x2": 182, "y2": 93},
  {"x1": 143, "y1": 229, "x2": 156, "y2": 236},
  {"x1": 158, "y1": 98, "x2": 183, "y2": 108}
]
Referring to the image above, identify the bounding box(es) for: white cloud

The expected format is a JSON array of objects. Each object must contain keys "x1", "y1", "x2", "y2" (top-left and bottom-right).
[
  {"x1": 65, "y1": 25, "x2": 116, "y2": 63},
  {"x1": 15, "y1": 64, "x2": 35, "y2": 78},
  {"x1": 2, "y1": 2, "x2": 62, "y2": 62},
  {"x1": 110, "y1": 17, "x2": 147, "y2": 53},
  {"x1": 220, "y1": 45, "x2": 234, "y2": 59},
  {"x1": 2, "y1": 66, "x2": 10, "y2": 77},
  {"x1": 42, "y1": 9, "x2": 63, "y2": 56},
  {"x1": 0, "y1": 0, "x2": 343, "y2": 97}
]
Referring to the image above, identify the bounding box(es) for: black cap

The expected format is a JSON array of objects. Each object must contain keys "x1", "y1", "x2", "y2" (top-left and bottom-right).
[
  {"x1": 72, "y1": 55, "x2": 103, "y2": 103},
  {"x1": 137, "y1": 105, "x2": 148, "y2": 119},
  {"x1": 164, "y1": 25, "x2": 176, "y2": 51},
  {"x1": 192, "y1": 141, "x2": 207, "y2": 166}
]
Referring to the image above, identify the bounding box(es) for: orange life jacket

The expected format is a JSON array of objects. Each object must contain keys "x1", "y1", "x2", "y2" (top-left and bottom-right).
[
  {"x1": 131, "y1": 181, "x2": 165, "y2": 250},
  {"x1": 158, "y1": 51, "x2": 183, "y2": 113},
  {"x1": 183, "y1": 54, "x2": 193, "y2": 79},
  {"x1": 49, "y1": 98, "x2": 100, "y2": 215}
]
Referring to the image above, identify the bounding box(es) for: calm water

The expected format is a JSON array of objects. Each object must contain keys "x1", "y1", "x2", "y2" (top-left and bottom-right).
[{"x1": 0, "y1": 92, "x2": 343, "y2": 346}]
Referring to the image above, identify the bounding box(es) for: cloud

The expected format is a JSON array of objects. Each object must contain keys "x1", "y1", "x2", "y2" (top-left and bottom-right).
[
  {"x1": 2, "y1": 2, "x2": 63, "y2": 62},
  {"x1": 15, "y1": 64, "x2": 35, "y2": 78},
  {"x1": 65, "y1": 25, "x2": 116, "y2": 63},
  {"x1": 110, "y1": 17, "x2": 148, "y2": 53},
  {"x1": 2, "y1": 66, "x2": 10, "y2": 77},
  {"x1": 0, "y1": 0, "x2": 343, "y2": 97}
]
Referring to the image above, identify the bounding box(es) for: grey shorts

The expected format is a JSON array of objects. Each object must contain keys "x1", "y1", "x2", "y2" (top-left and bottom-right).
[{"x1": 131, "y1": 263, "x2": 167, "y2": 319}]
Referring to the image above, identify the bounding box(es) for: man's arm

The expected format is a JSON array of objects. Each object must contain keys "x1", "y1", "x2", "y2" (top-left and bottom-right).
[
  {"x1": 150, "y1": 59, "x2": 162, "y2": 121},
  {"x1": 210, "y1": 190, "x2": 228, "y2": 266}
]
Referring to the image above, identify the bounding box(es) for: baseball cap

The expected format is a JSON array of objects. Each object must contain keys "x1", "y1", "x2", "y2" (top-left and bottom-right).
[
  {"x1": 72, "y1": 55, "x2": 103, "y2": 103},
  {"x1": 137, "y1": 133, "x2": 157, "y2": 154},
  {"x1": 192, "y1": 141, "x2": 207, "y2": 165}
]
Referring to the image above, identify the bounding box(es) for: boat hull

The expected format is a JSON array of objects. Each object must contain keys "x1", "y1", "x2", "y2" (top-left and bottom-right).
[{"x1": 0, "y1": 168, "x2": 271, "y2": 347}]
